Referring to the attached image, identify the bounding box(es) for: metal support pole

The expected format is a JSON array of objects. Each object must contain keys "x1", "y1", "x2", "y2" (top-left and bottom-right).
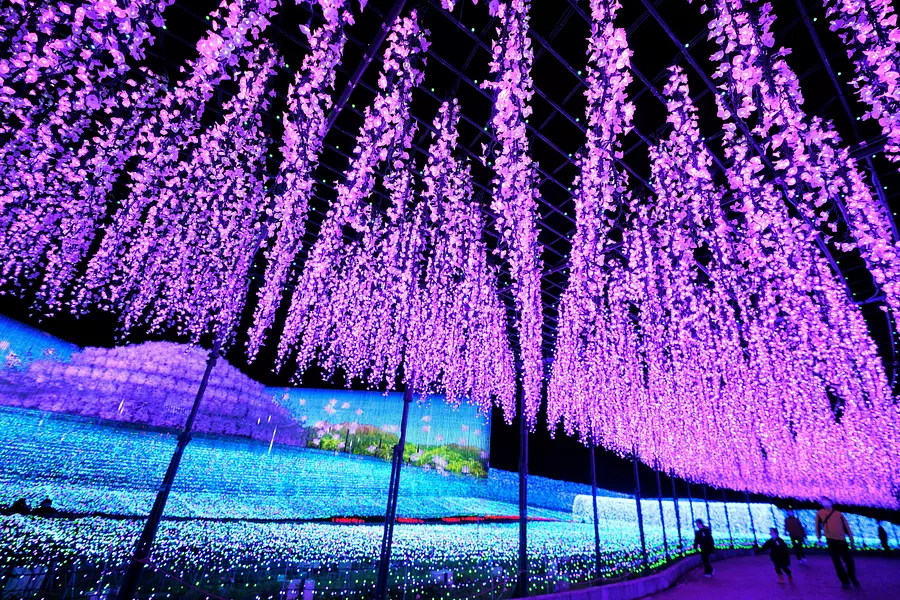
[
  {"x1": 744, "y1": 492, "x2": 758, "y2": 547},
  {"x1": 377, "y1": 437, "x2": 401, "y2": 585},
  {"x1": 632, "y1": 454, "x2": 649, "y2": 572},
  {"x1": 702, "y1": 484, "x2": 711, "y2": 531},
  {"x1": 517, "y1": 390, "x2": 529, "y2": 598},
  {"x1": 324, "y1": 0, "x2": 408, "y2": 132},
  {"x1": 671, "y1": 477, "x2": 682, "y2": 555},
  {"x1": 655, "y1": 468, "x2": 668, "y2": 561},
  {"x1": 722, "y1": 490, "x2": 734, "y2": 549},
  {"x1": 686, "y1": 482, "x2": 695, "y2": 529},
  {"x1": 375, "y1": 382, "x2": 414, "y2": 600},
  {"x1": 589, "y1": 445, "x2": 601, "y2": 580},
  {"x1": 117, "y1": 339, "x2": 222, "y2": 600}
]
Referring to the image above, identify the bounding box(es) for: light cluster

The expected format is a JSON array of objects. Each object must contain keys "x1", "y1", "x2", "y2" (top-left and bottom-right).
[
  {"x1": 554, "y1": 57, "x2": 899, "y2": 506},
  {"x1": 0, "y1": 405, "x2": 608, "y2": 521},
  {"x1": 548, "y1": 0, "x2": 900, "y2": 507},
  {"x1": 483, "y1": 0, "x2": 544, "y2": 427},
  {"x1": 547, "y1": 0, "x2": 635, "y2": 445},
  {"x1": 2, "y1": 0, "x2": 900, "y2": 514},
  {"x1": 705, "y1": 0, "x2": 900, "y2": 317},
  {"x1": 825, "y1": 0, "x2": 900, "y2": 164},
  {"x1": 277, "y1": 12, "x2": 428, "y2": 373},
  {"x1": 4, "y1": 508, "x2": 892, "y2": 600},
  {"x1": 0, "y1": 0, "x2": 173, "y2": 302},
  {"x1": 702, "y1": 0, "x2": 900, "y2": 504},
  {"x1": 247, "y1": 0, "x2": 352, "y2": 359},
  {"x1": 277, "y1": 15, "x2": 514, "y2": 416},
  {"x1": 0, "y1": 516, "x2": 709, "y2": 599}
]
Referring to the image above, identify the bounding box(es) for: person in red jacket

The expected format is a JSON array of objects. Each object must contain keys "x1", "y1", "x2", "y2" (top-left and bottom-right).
[
  {"x1": 784, "y1": 509, "x2": 807, "y2": 563},
  {"x1": 816, "y1": 498, "x2": 859, "y2": 590}
]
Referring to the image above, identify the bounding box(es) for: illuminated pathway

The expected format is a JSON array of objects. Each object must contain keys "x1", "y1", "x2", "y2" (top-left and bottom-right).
[{"x1": 647, "y1": 555, "x2": 900, "y2": 599}]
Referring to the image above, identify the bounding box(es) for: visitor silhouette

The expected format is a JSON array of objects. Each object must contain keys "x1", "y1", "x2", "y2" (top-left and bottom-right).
[
  {"x1": 816, "y1": 498, "x2": 859, "y2": 589},
  {"x1": 693, "y1": 518, "x2": 715, "y2": 577},
  {"x1": 877, "y1": 521, "x2": 891, "y2": 554},
  {"x1": 784, "y1": 509, "x2": 807, "y2": 563},
  {"x1": 757, "y1": 527, "x2": 793, "y2": 584},
  {"x1": 33, "y1": 498, "x2": 57, "y2": 516},
  {"x1": 6, "y1": 497, "x2": 29, "y2": 515}
]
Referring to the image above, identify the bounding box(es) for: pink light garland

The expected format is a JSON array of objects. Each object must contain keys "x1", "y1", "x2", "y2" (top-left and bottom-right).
[
  {"x1": 277, "y1": 11, "x2": 428, "y2": 370},
  {"x1": 75, "y1": 0, "x2": 279, "y2": 313},
  {"x1": 656, "y1": 63, "x2": 898, "y2": 505},
  {"x1": 275, "y1": 13, "x2": 514, "y2": 416},
  {"x1": 825, "y1": 0, "x2": 900, "y2": 164},
  {"x1": 701, "y1": 0, "x2": 900, "y2": 321},
  {"x1": 246, "y1": 0, "x2": 352, "y2": 360},
  {"x1": 0, "y1": 1, "x2": 174, "y2": 300},
  {"x1": 483, "y1": 0, "x2": 544, "y2": 427},
  {"x1": 547, "y1": 0, "x2": 635, "y2": 446},
  {"x1": 98, "y1": 44, "x2": 277, "y2": 343}
]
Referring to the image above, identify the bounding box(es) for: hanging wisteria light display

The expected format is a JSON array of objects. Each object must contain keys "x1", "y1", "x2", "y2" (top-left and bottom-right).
[
  {"x1": 89, "y1": 44, "x2": 276, "y2": 342},
  {"x1": 484, "y1": 0, "x2": 544, "y2": 427},
  {"x1": 713, "y1": 74, "x2": 899, "y2": 506},
  {"x1": 246, "y1": 0, "x2": 351, "y2": 360},
  {"x1": 626, "y1": 65, "x2": 899, "y2": 506},
  {"x1": 72, "y1": 0, "x2": 279, "y2": 315},
  {"x1": 638, "y1": 69, "x2": 767, "y2": 486},
  {"x1": 702, "y1": 0, "x2": 900, "y2": 317},
  {"x1": 824, "y1": 0, "x2": 900, "y2": 164},
  {"x1": 407, "y1": 100, "x2": 516, "y2": 414},
  {"x1": 276, "y1": 11, "x2": 426, "y2": 375},
  {"x1": 0, "y1": 0, "x2": 174, "y2": 301},
  {"x1": 547, "y1": 0, "x2": 637, "y2": 446},
  {"x1": 276, "y1": 10, "x2": 515, "y2": 414},
  {"x1": 0, "y1": 0, "x2": 171, "y2": 142},
  {"x1": 0, "y1": 0, "x2": 899, "y2": 518}
]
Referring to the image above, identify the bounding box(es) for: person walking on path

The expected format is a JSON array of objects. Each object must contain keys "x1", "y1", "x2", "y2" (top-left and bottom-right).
[
  {"x1": 784, "y1": 509, "x2": 807, "y2": 563},
  {"x1": 694, "y1": 518, "x2": 715, "y2": 577},
  {"x1": 758, "y1": 527, "x2": 793, "y2": 583},
  {"x1": 877, "y1": 521, "x2": 891, "y2": 554},
  {"x1": 816, "y1": 498, "x2": 859, "y2": 590}
]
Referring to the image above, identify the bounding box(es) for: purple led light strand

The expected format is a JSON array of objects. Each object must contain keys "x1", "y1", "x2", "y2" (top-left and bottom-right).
[{"x1": 483, "y1": 0, "x2": 544, "y2": 428}]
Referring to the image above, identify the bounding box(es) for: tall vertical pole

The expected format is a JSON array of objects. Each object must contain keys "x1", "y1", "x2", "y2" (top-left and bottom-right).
[
  {"x1": 744, "y1": 492, "x2": 758, "y2": 547},
  {"x1": 702, "y1": 484, "x2": 711, "y2": 530},
  {"x1": 686, "y1": 482, "x2": 695, "y2": 528},
  {"x1": 517, "y1": 388, "x2": 529, "y2": 598},
  {"x1": 655, "y1": 467, "x2": 668, "y2": 561},
  {"x1": 589, "y1": 444, "x2": 602, "y2": 580},
  {"x1": 632, "y1": 454, "x2": 649, "y2": 572},
  {"x1": 722, "y1": 490, "x2": 734, "y2": 549},
  {"x1": 375, "y1": 382, "x2": 415, "y2": 600},
  {"x1": 377, "y1": 438, "x2": 401, "y2": 579},
  {"x1": 117, "y1": 339, "x2": 222, "y2": 600},
  {"x1": 671, "y1": 477, "x2": 682, "y2": 555}
]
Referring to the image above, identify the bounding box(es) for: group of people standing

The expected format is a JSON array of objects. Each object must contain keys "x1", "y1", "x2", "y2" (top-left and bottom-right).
[{"x1": 692, "y1": 498, "x2": 894, "y2": 590}]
